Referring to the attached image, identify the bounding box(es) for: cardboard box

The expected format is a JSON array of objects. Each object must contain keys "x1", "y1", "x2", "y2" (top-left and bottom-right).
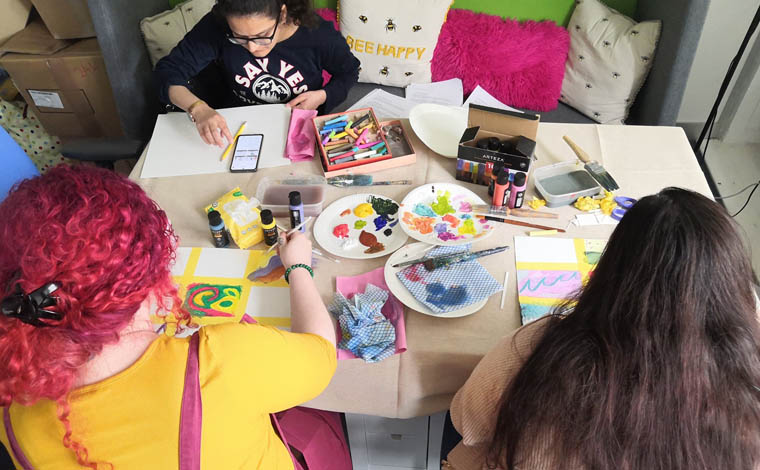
[
  {"x1": 313, "y1": 108, "x2": 416, "y2": 178},
  {"x1": 1, "y1": 27, "x2": 123, "y2": 141},
  {"x1": 0, "y1": 0, "x2": 32, "y2": 46},
  {"x1": 456, "y1": 104, "x2": 539, "y2": 186},
  {"x1": 31, "y1": 0, "x2": 95, "y2": 39}
]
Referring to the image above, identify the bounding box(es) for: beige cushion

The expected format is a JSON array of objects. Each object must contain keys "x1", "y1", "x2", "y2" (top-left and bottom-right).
[
  {"x1": 560, "y1": 0, "x2": 660, "y2": 124},
  {"x1": 339, "y1": 0, "x2": 451, "y2": 87},
  {"x1": 140, "y1": 0, "x2": 215, "y2": 67}
]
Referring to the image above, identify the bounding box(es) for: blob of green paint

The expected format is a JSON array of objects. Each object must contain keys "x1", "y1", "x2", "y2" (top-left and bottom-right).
[
  {"x1": 431, "y1": 191, "x2": 456, "y2": 216},
  {"x1": 369, "y1": 196, "x2": 399, "y2": 216},
  {"x1": 354, "y1": 220, "x2": 367, "y2": 229}
]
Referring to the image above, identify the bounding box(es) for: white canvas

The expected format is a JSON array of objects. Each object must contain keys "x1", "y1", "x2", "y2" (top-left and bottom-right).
[{"x1": 140, "y1": 104, "x2": 291, "y2": 178}]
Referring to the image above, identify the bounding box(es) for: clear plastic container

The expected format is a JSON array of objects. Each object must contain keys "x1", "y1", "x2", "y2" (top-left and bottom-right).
[
  {"x1": 255, "y1": 175, "x2": 326, "y2": 218},
  {"x1": 533, "y1": 162, "x2": 602, "y2": 207}
]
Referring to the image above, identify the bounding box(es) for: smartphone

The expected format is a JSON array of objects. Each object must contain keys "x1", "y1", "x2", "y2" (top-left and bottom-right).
[{"x1": 230, "y1": 134, "x2": 264, "y2": 172}]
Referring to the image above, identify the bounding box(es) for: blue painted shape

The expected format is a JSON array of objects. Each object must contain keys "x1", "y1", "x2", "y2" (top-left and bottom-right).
[
  {"x1": 425, "y1": 282, "x2": 469, "y2": 310},
  {"x1": 0, "y1": 126, "x2": 39, "y2": 202}
]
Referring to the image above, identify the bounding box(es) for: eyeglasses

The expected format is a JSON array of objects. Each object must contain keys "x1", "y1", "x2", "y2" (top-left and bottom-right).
[{"x1": 226, "y1": 18, "x2": 279, "y2": 46}]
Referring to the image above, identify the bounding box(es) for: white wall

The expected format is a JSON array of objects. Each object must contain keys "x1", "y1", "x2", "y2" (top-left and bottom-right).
[{"x1": 677, "y1": 0, "x2": 760, "y2": 124}]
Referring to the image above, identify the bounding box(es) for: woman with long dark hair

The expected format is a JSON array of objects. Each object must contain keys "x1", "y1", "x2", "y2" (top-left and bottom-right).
[
  {"x1": 155, "y1": 0, "x2": 360, "y2": 147},
  {"x1": 445, "y1": 187, "x2": 760, "y2": 469}
]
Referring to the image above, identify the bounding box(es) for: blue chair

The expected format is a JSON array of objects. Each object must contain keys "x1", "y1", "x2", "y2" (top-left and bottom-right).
[{"x1": 0, "y1": 126, "x2": 39, "y2": 202}]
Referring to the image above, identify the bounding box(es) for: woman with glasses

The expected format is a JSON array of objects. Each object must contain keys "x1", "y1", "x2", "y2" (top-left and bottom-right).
[
  {"x1": 444, "y1": 188, "x2": 760, "y2": 470},
  {"x1": 156, "y1": 0, "x2": 360, "y2": 148}
]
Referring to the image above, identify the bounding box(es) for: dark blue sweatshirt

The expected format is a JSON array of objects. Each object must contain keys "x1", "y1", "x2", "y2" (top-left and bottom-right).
[{"x1": 155, "y1": 13, "x2": 359, "y2": 113}]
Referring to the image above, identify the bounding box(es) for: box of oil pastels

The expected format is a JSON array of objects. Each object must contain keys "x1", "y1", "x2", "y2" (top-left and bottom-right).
[
  {"x1": 312, "y1": 108, "x2": 416, "y2": 178},
  {"x1": 456, "y1": 104, "x2": 539, "y2": 186}
]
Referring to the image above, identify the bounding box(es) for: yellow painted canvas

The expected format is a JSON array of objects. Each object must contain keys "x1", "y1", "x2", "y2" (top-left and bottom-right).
[{"x1": 152, "y1": 247, "x2": 291, "y2": 336}]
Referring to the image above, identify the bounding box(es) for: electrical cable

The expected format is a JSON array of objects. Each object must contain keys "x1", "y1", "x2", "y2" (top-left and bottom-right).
[
  {"x1": 714, "y1": 180, "x2": 760, "y2": 199},
  {"x1": 730, "y1": 182, "x2": 758, "y2": 217}
]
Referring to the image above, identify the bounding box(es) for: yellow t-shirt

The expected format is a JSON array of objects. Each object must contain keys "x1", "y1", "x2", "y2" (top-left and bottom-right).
[{"x1": 0, "y1": 323, "x2": 337, "y2": 469}]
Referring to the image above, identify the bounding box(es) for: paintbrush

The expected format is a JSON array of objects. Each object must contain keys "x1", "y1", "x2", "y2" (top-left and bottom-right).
[
  {"x1": 392, "y1": 246, "x2": 510, "y2": 271},
  {"x1": 327, "y1": 175, "x2": 413, "y2": 187},
  {"x1": 266, "y1": 217, "x2": 313, "y2": 253},
  {"x1": 562, "y1": 135, "x2": 619, "y2": 191},
  {"x1": 484, "y1": 216, "x2": 565, "y2": 233},
  {"x1": 471, "y1": 205, "x2": 559, "y2": 219}
]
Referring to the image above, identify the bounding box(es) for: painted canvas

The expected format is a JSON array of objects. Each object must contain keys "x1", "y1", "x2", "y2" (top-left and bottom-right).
[
  {"x1": 152, "y1": 247, "x2": 291, "y2": 336},
  {"x1": 514, "y1": 236, "x2": 605, "y2": 324}
]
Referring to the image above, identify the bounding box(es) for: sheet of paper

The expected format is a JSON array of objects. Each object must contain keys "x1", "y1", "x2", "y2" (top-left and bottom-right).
[
  {"x1": 463, "y1": 85, "x2": 521, "y2": 113},
  {"x1": 405, "y1": 78, "x2": 464, "y2": 106},
  {"x1": 513, "y1": 236, "x2": 578, "y2": 264},
  {"x1": 347, "y1": 88, "x2": 418, "y2": 119},
  {"x1": 141, "y1": 104, "x2": 291, "y2": 178}
]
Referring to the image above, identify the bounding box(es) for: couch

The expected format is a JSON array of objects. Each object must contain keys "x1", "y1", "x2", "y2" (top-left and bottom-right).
[{"x1": 84, "y1": 0, "x2": 710, "y2": 152}]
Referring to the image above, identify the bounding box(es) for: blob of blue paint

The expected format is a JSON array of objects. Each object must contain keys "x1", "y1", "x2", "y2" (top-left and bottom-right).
[
  {"x1": 434, "y1": 223, "x2": 448, "y2": 234},
  {"x1": 461, "y1": 214, "x2": 472, "y2": 220},
  {"x1": 425, "y1": 283, "x2": 469, "y2": 310},
  {"x1": 389, "y1": 219, "x2": 399, "y2": 228},
  {"x1": 373, "y1": 216, "x2": 388, "y2": 231},
  {"x1": 413, "y1": 203, "x2": 437, "y2": 217}
]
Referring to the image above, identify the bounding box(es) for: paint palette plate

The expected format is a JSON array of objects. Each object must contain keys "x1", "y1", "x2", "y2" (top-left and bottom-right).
[
  {"x1": 384, "y1": 242, "x2": 488, "y2": 318},
  {"x1": 314, "y1": 193, "x2": 408, "y2": 259},
  {"x1": 398, "y1": 183, "x2": 495, "y2": 246}
]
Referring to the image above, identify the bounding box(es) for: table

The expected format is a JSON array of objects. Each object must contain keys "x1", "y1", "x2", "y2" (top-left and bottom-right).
[{"x1": 130, "y1": 122, "x2": 711, "y2": 419}]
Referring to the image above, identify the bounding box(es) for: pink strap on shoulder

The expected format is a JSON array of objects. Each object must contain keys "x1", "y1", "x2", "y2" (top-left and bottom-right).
[
  {"x1": 3, "y1": 407, "x2": 34, "y2": 470},
  {"x1": 179, "y1": 331, "x2": 300, "y2": 469},
  {"x1": 179, "y1": 332, "x2": 202, "y2": 470}
]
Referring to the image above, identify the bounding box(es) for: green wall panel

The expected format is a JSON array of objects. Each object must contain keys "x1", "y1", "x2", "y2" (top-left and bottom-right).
[{"x1": 312, "y1": 0, "x2": 638, "y2": 25}]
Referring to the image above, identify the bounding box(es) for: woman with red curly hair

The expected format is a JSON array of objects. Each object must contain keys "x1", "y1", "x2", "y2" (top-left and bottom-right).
[{"x1": 0, "y1": 165, "x2": 336, "y2": 469}]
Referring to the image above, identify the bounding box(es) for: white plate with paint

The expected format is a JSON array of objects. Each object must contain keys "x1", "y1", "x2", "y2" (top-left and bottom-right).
[
  {"x1": 398, "y1": 182, "x2": 495, "y2": 246},
  {"x1": 314, "y1": 193, "x2": 408, "y2": 259},
  {"x1": 384, "y1": 242, "x2": 488, "y2": 318},
  {"x1": 409, "y1": 103, "x2": 468, "y2": 158}
]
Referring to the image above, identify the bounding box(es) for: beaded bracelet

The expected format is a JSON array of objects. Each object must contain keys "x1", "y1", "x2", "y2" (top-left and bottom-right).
[{"x1": 284, "y1": 264, "x2": 314, "y2": 284}]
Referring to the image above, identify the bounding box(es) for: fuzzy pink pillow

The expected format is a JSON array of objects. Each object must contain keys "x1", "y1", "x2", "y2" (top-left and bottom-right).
[{"x1": 432, "y1": 10, "x2": 570, "y2": 111}]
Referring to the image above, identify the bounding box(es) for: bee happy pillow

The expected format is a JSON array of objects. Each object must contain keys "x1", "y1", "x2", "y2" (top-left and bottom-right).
[{"x1": 339, "y1": 0, "x2": 452, "y2": 86}]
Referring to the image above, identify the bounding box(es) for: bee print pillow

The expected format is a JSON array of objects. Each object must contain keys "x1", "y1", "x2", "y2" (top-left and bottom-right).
[
  {"x1": 338, "y1": 0, "x2": 452, "y2": 87},
  {"x1": 560, "y1": 0, "x2": 660, "y2": 124}
]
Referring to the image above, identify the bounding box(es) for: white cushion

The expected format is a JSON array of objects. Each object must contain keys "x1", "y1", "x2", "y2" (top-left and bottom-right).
[
  {"x1": 339, "y1": 0, "x2": 451, "y2": 87},
  {"x1": 140, "y1": 0, "x2": 215, "y2": 68},
  {"x1": 560, "y1": 0, "x2": 660, "y2": 124}
]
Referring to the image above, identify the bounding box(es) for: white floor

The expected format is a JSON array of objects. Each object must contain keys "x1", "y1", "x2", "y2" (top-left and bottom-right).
[{"x1": 703, "y1": 140, "x2": 760, "y2": 273}]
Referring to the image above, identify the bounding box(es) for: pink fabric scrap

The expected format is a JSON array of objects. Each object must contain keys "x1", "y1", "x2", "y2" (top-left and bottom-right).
[
  {"x1": 335, "y1": 267, "x2": 407, "y2": 360},
  {"x1": 285, "y1": 107, "x2": 318, "y2": 162}
]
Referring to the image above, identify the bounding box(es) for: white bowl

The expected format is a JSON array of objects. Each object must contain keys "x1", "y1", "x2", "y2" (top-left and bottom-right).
[{"x1": 409, "y1": 103, "x2": 468, "y2": 158}]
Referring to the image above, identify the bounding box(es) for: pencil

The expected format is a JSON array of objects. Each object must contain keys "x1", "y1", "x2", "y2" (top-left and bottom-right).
[{"x1": 221, "y1": 121, "x2": 247, "y2": 161}]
